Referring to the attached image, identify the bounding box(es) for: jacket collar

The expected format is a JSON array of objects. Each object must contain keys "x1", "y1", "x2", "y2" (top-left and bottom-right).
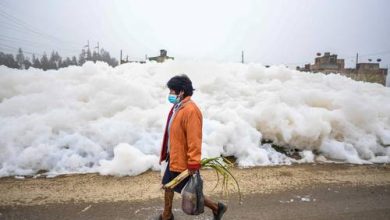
[
  {"x1": 181, "y1": 96, "x2": 191, "y2": 104},
  {"x1": 173, "y1": 96, "x2": 192, "y2": 111}
]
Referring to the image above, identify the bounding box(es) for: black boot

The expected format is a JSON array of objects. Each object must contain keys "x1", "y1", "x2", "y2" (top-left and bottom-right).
[{"x1": 213, "y1": 202, "x2": 227, "y2": 220}]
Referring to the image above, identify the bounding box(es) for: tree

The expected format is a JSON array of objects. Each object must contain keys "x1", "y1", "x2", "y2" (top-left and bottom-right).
[
  {"x1": 86, "y1": 48, "x2": 92, "y2": 61},
  {"x1": 23, "y1": 58, "x2": 32, "y2": 69},
  {"x1": 15, "y1": 48, "x2": 25, "y2": 69},
  {"x1": 71, "y1": 56, "x2": 78, "y2": 66},
  {"x1": 49, "y1": 51, "x2": 61, "y2": 69},
  {"x1": 0, "y1": 52, "x2": 6, "y2": 67},
  {"x1": 109, "y1": 57, "x2": 118, "y2": 67},
  {"x1": 1, "y1": 45, "x2": 119, "y2": 69},
  {"x1": 79, "y1": 49, "x2": 86, "y2": 65},
  {"x1": 40, "y1": 53, "x2": 49, "y2": 71},
  {"x1": 92, "y1": 51, "x2": 100, "y2": 62},
  {"x1": 100, "y1": 49, "x2": 118, "y2": 67},
  {"x1": 60, "y1": 57, "x2": 71, "y2": 68},
  {"x1": 0, "y1": 53, "x2": 19, "y2": 68},
  {"x1": 32, "y1": 54, "x2": 41, "y2": 69}
]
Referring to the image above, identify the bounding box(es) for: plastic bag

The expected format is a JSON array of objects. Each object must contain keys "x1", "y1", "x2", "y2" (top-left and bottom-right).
[{"x1": 181, "y1": 171, "x2": 205, "y2": 215}]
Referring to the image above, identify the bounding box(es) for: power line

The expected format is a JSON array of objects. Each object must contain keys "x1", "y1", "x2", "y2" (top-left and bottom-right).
[
  {"x1": 0, "y1": 44, "x2": 20, "y2": 50},
  {"x1": 0, "y1": 5, "x2": 116, "y2": 60},
  {"x1": 0, "y1": 25, "x2": 81, "y2": 56},
  {"x1": 0, "y1": 21, "x2": 80, "y2": 51},
  {"x1": 0, "y1": 6, "x2": 80, "y2": 47},
  {"x1": 0, "y1": 47, "x2": 17, "y2": 53},
  {"x1": 0, "y1": 35, "x2": 80, "y2": 54},
  {"x1": 0, "y1": 34, "x2": 58, "y2": 48},
  {"x1": 0, "y1": 12, "x2": 60, "y2": 44},
  {"x1": 0, "y1": 8, "x2": 83, "y2": 57},
  {"x1": 0, "y1": 35, "x2": 54, "y2": 47},
  {"x1": 0, "y1": 43, "x2": 47, "y2": 56},
  {"x1": 0, "y1": 46, "x2": 43, "y2": 56},
  {"x1": 0, "y1": 8, "x2": 79, "y2": 46}
]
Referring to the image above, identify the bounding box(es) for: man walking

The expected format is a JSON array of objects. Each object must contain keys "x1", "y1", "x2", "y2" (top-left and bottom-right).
[{"x1": 158, "y1": 74, "x2": 227, "y2": 220}]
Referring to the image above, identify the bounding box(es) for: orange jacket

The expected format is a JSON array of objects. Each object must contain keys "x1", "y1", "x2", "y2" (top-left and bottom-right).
[{"x1": 160, "y1": 96, "x2": 202, "y2": 172}]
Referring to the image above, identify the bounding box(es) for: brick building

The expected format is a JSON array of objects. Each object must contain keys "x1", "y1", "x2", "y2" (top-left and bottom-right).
[{"x1": 297, "y1": 52, "x2": 388, "y2": 85}]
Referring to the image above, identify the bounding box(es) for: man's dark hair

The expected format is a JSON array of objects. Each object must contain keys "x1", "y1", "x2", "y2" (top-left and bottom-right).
[{"x1": 167, "y1": 74, "x2": 194, "y2": 97}]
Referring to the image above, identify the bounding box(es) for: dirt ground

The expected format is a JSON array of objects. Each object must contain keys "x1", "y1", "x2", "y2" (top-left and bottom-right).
[{"x1": 0, "y1": 163, "x2": 389, "y2": 219}]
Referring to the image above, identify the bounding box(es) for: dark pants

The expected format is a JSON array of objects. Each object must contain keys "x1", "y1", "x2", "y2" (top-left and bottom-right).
[{"x1": 162, "y1": 160, "x2": 190, "y2": 193}]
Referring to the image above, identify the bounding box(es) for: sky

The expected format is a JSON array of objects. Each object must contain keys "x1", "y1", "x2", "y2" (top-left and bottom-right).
[{"x1": 0, "y1": 0, "x2": 390, "y2": 69}]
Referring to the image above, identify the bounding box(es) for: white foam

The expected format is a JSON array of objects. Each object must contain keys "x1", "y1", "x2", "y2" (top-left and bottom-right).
[
  {"x1": 0, "y1": 61, "x2": 389, "y2": 177},
  {"x1": 98, "y1": 143, "x2": 159, "y2": 176}
]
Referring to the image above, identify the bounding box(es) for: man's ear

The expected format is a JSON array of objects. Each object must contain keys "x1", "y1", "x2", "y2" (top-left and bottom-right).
[{"x1": 179, "y1": 90, "x2": 184, "y2": 97}]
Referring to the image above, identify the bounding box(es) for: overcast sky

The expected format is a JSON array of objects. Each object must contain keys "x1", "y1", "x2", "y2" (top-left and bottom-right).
[{"x1": 1, "y1": 0, "x2": 389, "y2": 68}]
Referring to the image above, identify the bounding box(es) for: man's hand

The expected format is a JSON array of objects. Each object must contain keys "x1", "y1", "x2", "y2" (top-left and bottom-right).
[{"x1": 188, "y1": 169, "x2": 197, "y2": 176}]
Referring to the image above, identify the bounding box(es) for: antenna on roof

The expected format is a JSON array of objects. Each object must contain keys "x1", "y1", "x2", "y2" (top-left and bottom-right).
[{"x1": 356, "y1": 53, "x2": 358, "y2": 66}]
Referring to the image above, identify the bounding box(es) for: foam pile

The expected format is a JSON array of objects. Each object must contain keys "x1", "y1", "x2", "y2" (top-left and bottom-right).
[{"x1": 0, "y1": 61, "x2": 389, "y2": 177}]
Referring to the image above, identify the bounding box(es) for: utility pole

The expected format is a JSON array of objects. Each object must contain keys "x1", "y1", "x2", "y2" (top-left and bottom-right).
[
  {"x1": 120, "y1": 50, "x2": 122, "y2": 64},
  {"x1": 241, "y1": 50, "x2": 244, "y2": 64},
  {"x1": 95, "y1": 42, "x2": 100, "y2": 55},
  {"x1": 356, "y1": 53, "x2": 359, "y2": 67},
  {"x1": 84, "y1": 40, "x2": 90, "y2": 50},
  {"x1": 83, "y1": 40, "x2": 90, "y2": 60}
]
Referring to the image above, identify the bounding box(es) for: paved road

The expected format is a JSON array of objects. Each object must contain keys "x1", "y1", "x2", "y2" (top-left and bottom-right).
[{"x1": 1, "y1": 184, "x2": 389, "y2": 220}]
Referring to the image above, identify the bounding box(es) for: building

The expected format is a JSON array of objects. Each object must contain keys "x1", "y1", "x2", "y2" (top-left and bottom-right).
[
  {"x1": 118, "y1": 49, "x2": 174, "y2": 65},
  {"x1": 297, "y1": 52, "x2": 388, "y2": 85},
  {"x1": 119, "y1": 50, "x2": 146, "y2": 64},
  {"x1": 148, "y1": 49, "x2": 174, "y2": 63}
]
